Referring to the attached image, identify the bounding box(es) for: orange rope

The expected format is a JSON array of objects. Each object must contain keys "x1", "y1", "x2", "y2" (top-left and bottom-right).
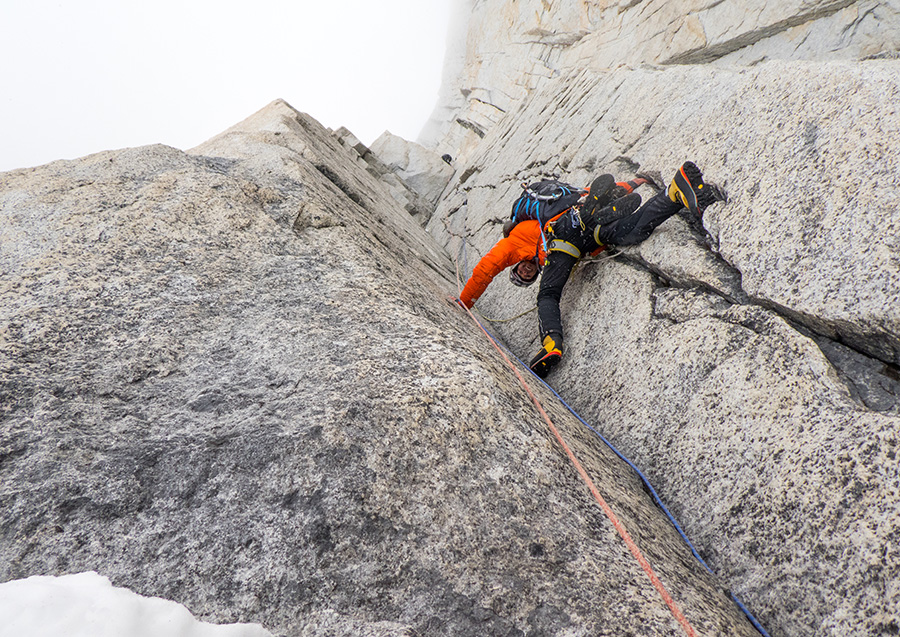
[{"x1": 453, "y1": 256, "x2": 698, "y2": 637}]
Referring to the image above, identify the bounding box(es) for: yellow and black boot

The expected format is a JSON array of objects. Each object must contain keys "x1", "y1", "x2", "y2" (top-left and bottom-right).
[
  {"x1": 580, "y1": 174, "x2": 616, "y2": 219},
  {"x1": 588, "y1": 192, "x2": 642, "y2": 228},
  {"x1": 668, "y1": 161, "x2": 716, "y2": 217},
  {"x1": 529, "y1": 333, "x2": 563, "y2": 379}
]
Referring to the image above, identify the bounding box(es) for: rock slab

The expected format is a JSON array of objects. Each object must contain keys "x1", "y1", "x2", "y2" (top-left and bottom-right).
[
  {"x1": 428, "y1": 59, "x2": 900, "y2": 636},
  {"x1": 0, "y1": 101, "x2": 761, "y2": 636}
]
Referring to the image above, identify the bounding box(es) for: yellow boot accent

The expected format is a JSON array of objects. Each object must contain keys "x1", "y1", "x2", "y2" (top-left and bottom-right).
[
  {"x1": 541, "y1": 334, "x2": 562, "y2": 356},
  {"x1": 529, "y1": 334, "x2": 563, "y2": 378},
  {"x1": 668, "y1": 161, "x2": 705, "y2": 215}
]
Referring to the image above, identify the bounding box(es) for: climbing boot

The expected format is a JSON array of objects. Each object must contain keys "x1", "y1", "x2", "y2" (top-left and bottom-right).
[
  {"x1": 588, "y1": 192, "x2": 642, "y2": 228},
  {"x1": 668, "y1": 161, "x2": 716, "y2": 217},
  {"x1": 580, "y1": 174, "x2": 616, "y2": 219},
  {"x1": 529, "y1": 333, "x2": 563, "y2": 379}
]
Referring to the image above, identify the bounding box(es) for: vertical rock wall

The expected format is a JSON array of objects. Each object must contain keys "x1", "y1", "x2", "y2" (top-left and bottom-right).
[
  {"x1": 426, "y1": 57, "x2": 900, "y2": 635},
  {"x1": 1, "y1": 100, "x2": 767, "y2": 636},
  {"x1": 420, "y1": 0, "x2": 900, "y2": 163}
]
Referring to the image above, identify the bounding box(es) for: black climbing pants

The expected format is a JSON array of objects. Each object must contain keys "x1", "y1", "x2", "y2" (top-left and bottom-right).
[{"x1": 537, "y1": 192, "x2": 681, "y2": 339}]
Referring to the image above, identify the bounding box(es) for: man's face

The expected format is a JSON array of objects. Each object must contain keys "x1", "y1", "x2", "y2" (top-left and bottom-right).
[{"x1": 515, "y1": 260, "x2": 538, "y2": 282}]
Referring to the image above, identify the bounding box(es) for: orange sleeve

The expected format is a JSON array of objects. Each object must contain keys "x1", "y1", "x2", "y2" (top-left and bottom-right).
[
  {"x1": 459, "y1": 220, "x2": 546, "y2": 307},
  {"x1": 459, "y1": 236, "x2": 521, "y2": 308}
]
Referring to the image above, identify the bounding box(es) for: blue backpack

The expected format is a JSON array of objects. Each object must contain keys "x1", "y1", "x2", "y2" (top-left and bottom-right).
[{"x1": 509, "y1": 180, "x2": 584, "y2": 228}]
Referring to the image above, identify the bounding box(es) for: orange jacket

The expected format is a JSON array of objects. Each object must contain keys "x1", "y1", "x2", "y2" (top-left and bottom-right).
[
  {"x1": 458, "y1": 179, "x2": 640, "y2": 308},
  {"x1": 459, "y1": 220, "x2": 546, "y2": 308}
]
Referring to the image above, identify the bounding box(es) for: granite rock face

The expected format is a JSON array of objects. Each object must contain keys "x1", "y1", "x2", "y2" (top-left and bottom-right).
[
  {"x1": 368, "y1": 132, "x2": 454, "y2": 206},
  {"x1": 331, "y1": 126, "x2": 439, "y2": 225},
  {"x1": 1, "y1": 101, "x2": 762, "y2": 636},
  {"x1": 420, "y1": 0, "x2": 900, "y2": 163},
  {"x1": 427, "y1": 59, "x2": 900, "y2": 636}
]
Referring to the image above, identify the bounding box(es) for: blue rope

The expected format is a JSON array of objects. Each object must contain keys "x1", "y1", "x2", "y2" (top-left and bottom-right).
[{"x1": 461, "y1": 288, "x2": 771, "y2": 637}]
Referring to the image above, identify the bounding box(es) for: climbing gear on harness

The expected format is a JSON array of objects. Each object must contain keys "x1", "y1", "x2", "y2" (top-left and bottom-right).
[
  {"x1": 544, "y1": 189, "x2": 639, "y2": 260},
  {"x1": 588, "y1": 192, "x2": 643, "y2": 230},
  {"x1": 529, "y1": 332, "x2": 563, "y2": 378},
  {"x1": 668, "y1": 161, "x2": 716, "y2": 217},
  {"x1": 509, "y1": 179, "x2": 584, "y2": 256},
  {"x1": 509, "y1": 258, "x2": 541, "y2": 287}
]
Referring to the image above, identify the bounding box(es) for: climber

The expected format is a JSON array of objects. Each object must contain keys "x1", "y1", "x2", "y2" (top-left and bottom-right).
[
  {"x1": 529, "y1": 161, "x2": 720, "y2": 378},
  {"x1": 455, "y1": 218, "x2": 545, "y2": 309},
  {"x1": 454, "y1": 177, "x2": 646, "y2": 309}
]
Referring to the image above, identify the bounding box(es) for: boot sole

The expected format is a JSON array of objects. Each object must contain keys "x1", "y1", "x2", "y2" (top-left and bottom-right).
[
  {"x1": 530, "y1": 351, "x2": 562, "y2": 378},
  {"x1": 592, "y1": 192, "x2": 642, "y2": 227},
  {"x1": 673, "y1": 161, "x2": 707, "y2": 216},
  {"x1": 582, "y1": 174, "x2": 616, "y2": 217}
]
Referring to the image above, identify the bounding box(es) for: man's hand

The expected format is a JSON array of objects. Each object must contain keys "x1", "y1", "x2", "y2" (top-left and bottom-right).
[{"x1": 446, "y1": 295, "x2": 468, "y2": 310}]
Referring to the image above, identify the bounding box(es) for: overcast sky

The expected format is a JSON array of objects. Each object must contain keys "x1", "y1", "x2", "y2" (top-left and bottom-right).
[{"x1": 0, "y1": 0, "x2": 454, "y2": 172}]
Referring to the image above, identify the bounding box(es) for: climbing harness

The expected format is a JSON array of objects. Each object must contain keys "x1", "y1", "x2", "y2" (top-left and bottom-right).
[
  {"x1": 547, "y1": 239, "x2": 582, "y2": 259},
  {"x1": 452, "y1": 243, "x2": 772, "y2": 637}
]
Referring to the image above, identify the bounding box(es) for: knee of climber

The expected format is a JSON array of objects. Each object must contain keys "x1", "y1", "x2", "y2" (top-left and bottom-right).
[{"x1": 537, "y1": 285, "x2": 563, "y2": 304}]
